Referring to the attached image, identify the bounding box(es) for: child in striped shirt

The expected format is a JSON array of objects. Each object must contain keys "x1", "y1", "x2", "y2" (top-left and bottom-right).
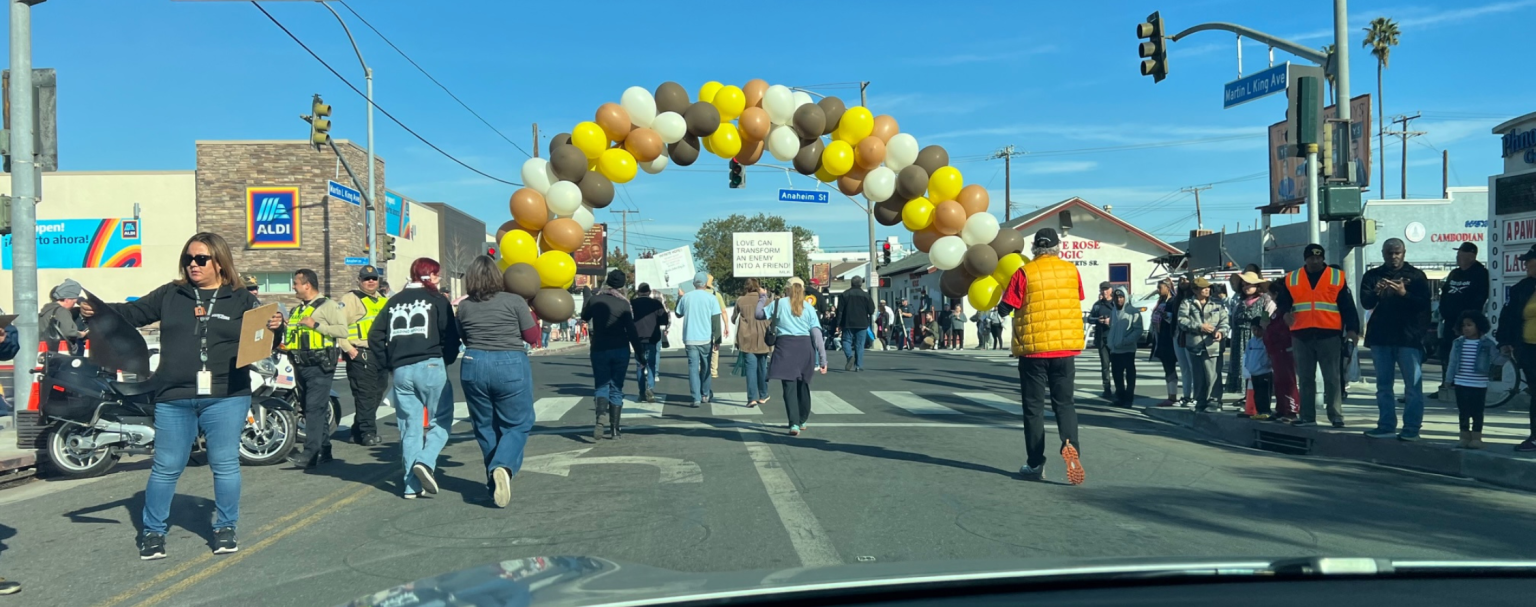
[{"x1": 1445, "y1": 311, "x2": 1506, "y2": 450}]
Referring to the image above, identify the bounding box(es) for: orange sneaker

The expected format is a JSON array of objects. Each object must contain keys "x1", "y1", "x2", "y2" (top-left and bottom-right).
[{"x1": 1062, "y1": 440, "x2": 1085, "y2": 486}]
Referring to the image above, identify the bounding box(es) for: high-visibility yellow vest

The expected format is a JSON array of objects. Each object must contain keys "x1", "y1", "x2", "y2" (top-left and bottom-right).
[
  {"x1": 348, "y1": 291, "x2": 387, "y2": 342},
  {"x1": 1010, "y1": 255, "x2": 1085, "y2": 356},
  {"x1": 284, "y1": 298, "x2": 336, "y2": 350},
  {"x1": 1285, "y1": 268, "x2": 1345, "y2": 331}
]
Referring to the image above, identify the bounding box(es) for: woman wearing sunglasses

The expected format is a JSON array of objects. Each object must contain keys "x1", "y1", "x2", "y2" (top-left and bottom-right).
[{"x1": 82, "y1": 232, "x2": 282, "y2": 561}]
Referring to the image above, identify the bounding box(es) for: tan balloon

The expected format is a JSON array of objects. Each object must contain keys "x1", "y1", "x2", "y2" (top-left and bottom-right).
[
  {"x1": 957, "y1": 184, "x2": 991, "y2": 216},
  {"x1": 739, "y1": 106, "x2": 771, "y2": 140},
  {"x1": 510, "y1": 188, "x2": 550, "y2": 233},
  {"x1": 871, "y1": 115, "x2": 899, "y2": 143},
  {"x1": 494, "y1": 219, "x2": 520, "y2": 245},
  {"x1": 735, "y1": 136, "x2": 765, "y2": 165},
  {"x1": 595, "y1": 103, "x2": 632, "y2": 142},
  {"x1": 743, "y1": 79, "x2": 769, "y2": 108},
  {"x1": 543, "y1": 218, "x2": 586, "y2": 253},
  {"x1": 855, "y1": 136, "x2": 886, "y2": 171},
  {"x1": 624, "y1": 128, "x2": 664, "y2": 162},
  {"x1": 837, "y1": 169, "x2": 865, "y2": 196},
  {"x1": 913, "y1": 225, "x2": 943, "y2": 253},
  {"x1": 933, "y1": 200, "x2": 967, "y2": 236}
]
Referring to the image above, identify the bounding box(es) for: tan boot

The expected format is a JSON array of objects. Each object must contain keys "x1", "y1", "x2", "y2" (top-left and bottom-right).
[
  {"x1": 1469, "y1": 431, "x2": 1486, "y2": 450},
  {"x1": 1457, "y1": 430, "x2": 1470, "y2": 449}
]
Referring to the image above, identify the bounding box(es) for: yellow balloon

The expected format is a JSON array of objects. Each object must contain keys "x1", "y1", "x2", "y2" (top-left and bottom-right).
[
  {"x1": 814, "y1": 165, "x2": 837, "y2": 183},
  {"x1": 535, "y1": 250, "x2": 577, "y2": 289},
  {"x1": 708, "y1": 122, "x2": 742, "y2": 159},
  {"x1": 598, "y1": 148, "x2": 638, "y2": 183},
  {"x1": 571, "y1": 121, "x2": 608, "y2": 159},
  {"x1": 699, "y1": 81, "x2": 723, "y2": 104},
  {"x1": 968, "y1": 275, "x2": 1003, "y2": 311},
  {"x1": 927, "y1": 166, "x2": 964, "y2": 202},
  {"x1": 992, "y1": 252, "x2": 1026, "y2": 286},
  {"x1": 587, "y1": 157, "x2": 600, "y2": 172},
  {"x1": 902, "y1": 197, "x2": 936, "y2": 231},
  {"x1": 712, "y1": 85, "x2": 746, "y2": 121},
  {"x1": 834, "y1": 107, "x2": 875, "y2": 144},
  {"x1": 499, "y1": 229, "x2": 539, "y2": 266},
  {"x1": 496, "y1": 256, "x2": 513, "y2": 272},
  {"x1": 821, "y1": 140, "x2": 855, "y2": 176}
]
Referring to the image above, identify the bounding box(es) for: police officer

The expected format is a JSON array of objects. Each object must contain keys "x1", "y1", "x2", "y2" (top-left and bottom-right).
[
  {"x1": 283, "y1": 268, "x2": 355, "y2": 469},
  {"x1": 340, "y1": 265, "x2": 389, "y2": 446}
]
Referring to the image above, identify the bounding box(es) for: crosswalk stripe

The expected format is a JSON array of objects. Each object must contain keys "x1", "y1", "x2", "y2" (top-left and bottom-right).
[
  {"x1": 956, "y1": 392, "x2": 1021, "y2": 416},
  {"x1": 871, "y1": 391, "x2": 963, "y2": 415},
  {"x1": 622, "y1": 396, "x2": 667, "y2": 418},
  {"x1": 534, "y1": 397, "x2": 583, "y2": 423},
  {"x1": 810, "y1": 392, "x2": 864, "y2": 415},
  {"x1": 710, "y1": 393, "x2": 764, "y2": 416}
]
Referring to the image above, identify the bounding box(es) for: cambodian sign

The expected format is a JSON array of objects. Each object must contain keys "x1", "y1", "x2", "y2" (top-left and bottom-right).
[{"x1": 732, "y1": 231, "x2": 793, "y2": 278}]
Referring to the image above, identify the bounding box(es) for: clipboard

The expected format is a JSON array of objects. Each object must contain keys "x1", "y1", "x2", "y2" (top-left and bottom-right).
[
  {"x1": 0, "y1": 314, "x2": 16, "y2": 329},
  {"x1": 237, "y1": 304, "x2": 280, "y2": 368}
]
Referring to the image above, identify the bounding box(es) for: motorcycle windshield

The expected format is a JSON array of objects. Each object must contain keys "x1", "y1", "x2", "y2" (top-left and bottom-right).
[{"x1": 84, "y1": 290, "x2": 153, "y2": 378}]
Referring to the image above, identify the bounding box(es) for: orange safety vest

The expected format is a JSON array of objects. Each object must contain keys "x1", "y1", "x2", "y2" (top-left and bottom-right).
[{"x1": 1285, "y1": 267, "x2": 1345, "y2": 331}]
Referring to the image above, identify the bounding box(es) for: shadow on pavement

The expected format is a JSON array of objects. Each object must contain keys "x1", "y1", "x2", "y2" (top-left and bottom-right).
[{"x1": 64, "y1": 491, "x2": 216, "y2": 547}]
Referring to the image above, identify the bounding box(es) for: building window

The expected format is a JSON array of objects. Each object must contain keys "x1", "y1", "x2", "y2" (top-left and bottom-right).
[
  {"x1": 251, "y1": 272, "x2": 294, "y2": 294},
  {"x1": 1108, "y1": 263, "x2": 1131, "y2": 284}
]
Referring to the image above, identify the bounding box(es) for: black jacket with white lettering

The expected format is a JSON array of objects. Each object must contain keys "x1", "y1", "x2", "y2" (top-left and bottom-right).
[
  {"x1": 1439, "y1": 261, "x2": 1489, "y2": 329},
  {"x1": 368, "y1": 286, "x2": 460, "y2": 370}
]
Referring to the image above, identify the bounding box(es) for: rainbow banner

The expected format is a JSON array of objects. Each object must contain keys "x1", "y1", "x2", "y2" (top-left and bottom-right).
[{"x1": 2, "y1": 218, "x2": 142, "y2": 269}]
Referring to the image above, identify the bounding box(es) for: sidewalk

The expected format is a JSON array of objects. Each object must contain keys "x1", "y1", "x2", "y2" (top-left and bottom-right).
[
  {"x1": 529, "y1": 339, "x2": 589, "y2": 356},
  {"x1": 0, "y1": 416, "x2": 38, "y2": 482}
]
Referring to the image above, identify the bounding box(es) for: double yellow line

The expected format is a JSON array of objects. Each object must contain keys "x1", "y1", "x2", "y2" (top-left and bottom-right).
[{"x1": 94, "y1": 467, "x2": 394, "y2": 607}]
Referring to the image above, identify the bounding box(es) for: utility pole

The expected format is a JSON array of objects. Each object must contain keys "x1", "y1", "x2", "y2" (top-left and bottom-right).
[
  {"x1": 1387, "y1": 112, "x2": 1424, "y2": 199},
  {"x1": 1181, "y1": 185, "x2": 1212, "y2": 231},
  {"x1": 8, "y1": 0, "x2": 40, "y2": 415},
  {"x1": 990, "y1": 145, "x2": 1026, "y2": 220},
  {"x1": 532, "y1": 122, "x2": 539, "y2": 158},
  {"x1": 319, "y1": 2, "x2": 376, "y2": 265},
  {"x1": 861, "y1": 81, "x2": 877, "y2": 310},
  {"x1": 610, "y1": 209, "x2": 640, "y2": 259}
]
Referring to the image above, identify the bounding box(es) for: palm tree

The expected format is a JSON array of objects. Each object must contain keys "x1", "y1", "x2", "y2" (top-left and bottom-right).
[
  {"x1": 1321, "y1": 44, "x2": 1336, "y2": 101},
  {"x1": 1362, "y1": 17, "x2": 1400, "y2": 199}
]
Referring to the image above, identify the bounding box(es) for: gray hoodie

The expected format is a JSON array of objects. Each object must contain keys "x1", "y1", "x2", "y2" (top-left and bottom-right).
[{"x1": 1106, "y1": 288, "x2": 1143, "y2": 354}]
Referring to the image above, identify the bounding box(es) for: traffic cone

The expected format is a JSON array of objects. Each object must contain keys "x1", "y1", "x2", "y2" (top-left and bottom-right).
[
  {"x1": 25, "y1": 342, "x2": 47, "y2": 412},
  {"x1": 1244, "y1": 380, "x2": 1257, "y2": 416},
  {"x1": 57, "y1": 340, "x2": 69, "y2": 354},
  {"x1": 82, "y1": 339, "x2": 90, "y2": 358}
]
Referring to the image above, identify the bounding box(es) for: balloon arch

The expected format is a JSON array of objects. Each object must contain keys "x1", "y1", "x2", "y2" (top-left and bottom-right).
[{"x1": 496, "y1": 79, "x2": 1029, "y2": 322}]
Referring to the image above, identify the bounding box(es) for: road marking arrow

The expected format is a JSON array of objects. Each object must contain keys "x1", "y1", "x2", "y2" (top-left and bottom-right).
[{"x1": 522, "y1": 448, "x2": 703, "y2": 484}]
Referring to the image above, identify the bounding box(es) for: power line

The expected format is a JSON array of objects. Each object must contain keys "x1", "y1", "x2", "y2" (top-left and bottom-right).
[
  {"x1": 250, "y1": 2, "x2": 521, "y2": 186},
  {"x1": 337, "y1": 1, "x2": 531, "y2": 159},
  {"x1": 952, "y1": 133, "x2": 1265, "y2": 163}
]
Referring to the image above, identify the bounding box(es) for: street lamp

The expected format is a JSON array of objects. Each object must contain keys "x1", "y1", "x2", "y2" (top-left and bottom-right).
[{"x1": 317, "y1": 1, "x2": 377, "y2": 265}]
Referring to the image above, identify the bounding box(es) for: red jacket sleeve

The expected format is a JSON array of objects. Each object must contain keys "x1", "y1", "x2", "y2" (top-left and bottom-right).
[{"x1": 1000, "y1": 271, "x2": 1028, "y2": 311}]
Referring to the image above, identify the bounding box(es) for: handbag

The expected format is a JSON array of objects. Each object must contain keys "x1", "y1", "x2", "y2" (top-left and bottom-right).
[{"x1": 763, "y1": 299, "x2": 780, "y2": 347}]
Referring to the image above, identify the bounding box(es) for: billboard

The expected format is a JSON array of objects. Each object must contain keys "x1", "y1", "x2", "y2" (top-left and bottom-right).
[
  {"x1": 246, "y1": 187, "x2": 301, "y2": 249},
  {"x1": 1268, "y1": 94, "x2": 1371, "y2": 207},
  {"x1": 384, "y1": 191, "x2": 408, "y2": 238},
  {"x1": 2, "y1": 218, "x2": 142, "y2": 269},
  {"x1": 574, "y1": 223, "x2": 608, "y2": 276}
]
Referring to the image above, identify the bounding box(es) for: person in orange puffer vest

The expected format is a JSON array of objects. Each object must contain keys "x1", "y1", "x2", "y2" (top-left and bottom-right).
[{"x1": 997, "y1": 228, "x2": 1086, "y2": 486}]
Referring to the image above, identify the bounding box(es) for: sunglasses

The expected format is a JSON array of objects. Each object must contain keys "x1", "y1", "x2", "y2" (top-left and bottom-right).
[
  {"x1": 362, "y1": 277, "x2": 380, "y2": 281},
  {"x1": 182, "y1": 254, "x2": 214, "y2": 267}
]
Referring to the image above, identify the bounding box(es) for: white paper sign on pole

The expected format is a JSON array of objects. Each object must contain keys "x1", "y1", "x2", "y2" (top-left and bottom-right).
[
  {"x1": 651, "y1": 246, "x2": 696, "y2": 291},
  {"x1": 634, "y1": 258, "x2": 664, "y2": 292},
  {"x1": 732, "y1": 232, "x2": 793, "y2": 278}
]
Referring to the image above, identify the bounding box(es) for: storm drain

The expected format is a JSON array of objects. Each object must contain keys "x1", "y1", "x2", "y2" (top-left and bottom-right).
[{"x1": 1254, "y1": 429, "x2": 1311, "y2": 455}]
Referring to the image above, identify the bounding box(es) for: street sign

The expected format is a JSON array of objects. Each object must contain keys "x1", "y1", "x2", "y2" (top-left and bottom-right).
[
  {"x1": 327, "y1": 180, "x2": 363, "y2": 206},
  {"x1": 1223, "y1": 63, "x2": 1288, "y2": 109},
  {"x1": 344, "y1": 256, "x2": 368, "y2": 266},
  {"x1": 778, "y1": 189, "x2": 829, "y2": 204}
]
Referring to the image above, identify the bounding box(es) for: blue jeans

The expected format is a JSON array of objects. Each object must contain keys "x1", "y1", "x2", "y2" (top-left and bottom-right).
[
  {"x1": 1371, "y1": 345, "x2": 1424, "y2": 433},
  {"x1": 142, "y1": 395, "x2": 248, "y2": 535},
  {"x1": 685, "y1": 344, "x2": 713, "y2": 403},
  {"x1": 393, "y1": 358, "x2": 449, "y2": 494},
  {"x1": 636, "y1": 342, "x2": 661, "y2": 391},
  {"x1": 461, "y1": 349, "x2": 535, "y2": 489},
  {"x1": 841, "y1": 329, "x2": 868, "y2": 369},
  {"x1": 743, "y1": 352, "x2": 770, "y2": 401},
  {"x1": 591, "y1": 347, "x2": 630, "y2": 407},
  {"x1": 540, "y1": 328, "x2": 550, "y2": 348}
]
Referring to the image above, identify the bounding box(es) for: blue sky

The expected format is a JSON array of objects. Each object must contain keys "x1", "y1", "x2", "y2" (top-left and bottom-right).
[{"x1": 8, "y1": 0, "x2": 1532, "y2": 253}]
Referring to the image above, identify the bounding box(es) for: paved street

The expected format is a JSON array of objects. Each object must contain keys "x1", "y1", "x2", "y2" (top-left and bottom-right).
[{"x1": 5, "y1": 346, "x2": 1536, "y2": 606}]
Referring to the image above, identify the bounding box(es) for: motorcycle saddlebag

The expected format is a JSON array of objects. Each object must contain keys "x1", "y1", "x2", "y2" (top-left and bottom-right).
[{"x1": 39, "y1": 355, "x2": 114, "y2": 423}]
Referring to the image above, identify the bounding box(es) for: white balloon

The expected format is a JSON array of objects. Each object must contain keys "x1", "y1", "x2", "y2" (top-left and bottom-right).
[
  {"x1": 640, "y1": 149, "x2": 670, "y2": 174},
  {"x1": 520, "y1": 158, "x2": 555, "y2": 194},
  {"x1": 791, "y1": 91, "x2": 814, "y2": 110},
  {"x1": 885, "y1": 133, "x2": 919, "y2": 171},
  {"x1": 572, "y1": 205, "x2": 596, "y2": 231},
  {"x1": 929, "y1": 236, "x2": 967, "y2": 271},
  {"x1": 862, "y1": 166, "x2": 896, "y2": 203},
  {"x1": 767, "y1": 125, "x2": 800, "y2": 161},
  {"x1": 763, "y1": 85, "x2": 795, "y2": 126},
  {"x1": 653, "y1": 112, "x2": 687, "y2": 144},
  {"x1": 546, "y1": 181, "x2": 583, "y2": 217},
  {"x1": 620, "y1": 86, "x2": 657, "y2": 129},
  {"x1": 960, "y1": 212, "x2": 1001, "y2": 247}
]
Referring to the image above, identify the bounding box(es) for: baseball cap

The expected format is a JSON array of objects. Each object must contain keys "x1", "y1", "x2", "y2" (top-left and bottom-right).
[
  {"x1": 242, "y1": 274, "x2": 258, "y2": 288},
  {"x1": 1303, "y1": 243, "x2": 1325, "y2": 259},
  {"x1": 1519, "y1": 245, "x2": 1536, "y2": 262},
  {"x1": 358, "y1": 265, "x2": 381, "y2": 280},
  {"x1": 1033, "y1": 228, "x2": 1060, "y2": 249},
  {"x1": 1098, "y1": 281, "x2": 1112, "y2": 291},
  {"x1": 1454, "y1": 242, "x2": 1478, "y2": 255}
]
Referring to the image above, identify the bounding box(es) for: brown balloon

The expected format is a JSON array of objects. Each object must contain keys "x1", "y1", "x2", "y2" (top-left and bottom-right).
[
  {"x1": 543, "y1": 218, "x2": 586, "y2": 253},
  {"x1": 837, "y1": 171, "x2": 864, "y2": 196},
  {"x1": 817, "y1": 97, "x2": 846, "y2": 136},
  {"x1": 871, "y1": 115, "x2": 899, "y2": 143},
  {"x1": 743, "y1": 79, "x2": 769, "y2": 108},
  {"x1": 668, "y1": 134, "x2": 701, "y2": 167},
  {"x1": 624, "y1": 127, "x2": 664, "y2": 162},
  {"x1": 792, "y1": 138, "x2": 825, "y2": 175},
  {"x1": 855, "y1": 136, "x2": 886, "y2": 171},
  {"x1": 532, "y1": 288, "x2": 576, "y2": 323},
  {"x1": 792, "y1": 103, "x2": 825, "y2": 140},
  {"x1": 939, "y1": 269, "x2": 971, "y2": 299},
  {"x1": 914, "y1": 145, "x2": 950, "y2": 175},
  {"x1": 683, "y1": 102, "x2": 721, "y2": 138},
  {"x1": 738, "y1": 106, "x2": 771, "y2": 140},
  {"x1": 895, "y1": 165, "x2": 930, "y2": 200},
  {"x1": 503, "y1": 263, "x2": 541, "y2": 300},
  {"x1": 963, "y1": 244, "x2": 1000, "y2": 278},
  {"x1": 595, "y1": 103, "x2": 631, "y2": 142},
  {"x1": 494, "y1": 219, "x2": 520, "y2": 244},
  {"x1": 913, "y1": 225, "x2": 943, "y2": 253},
  {"x1": 735, "y1": 136, "x2": 765, "y2": 165},
  {"x1": 874, "y1": 197, "x2": 904, "y2": 226},
  {"x1": 547, "y1": 132, "x2": 572, "y2": 152},
  {"x1": 933, "y1": 200, "x2": 967, "y2": 236},
  {"x1": 654, "y1": 81, "x2": 691, "y2": 115},
  {"x1": 957, "y1": 184, "x2": 990, "y2": 216},
  {"x1": 550, "y1": 145, "x2": 589, "y2": 183},
  {"x1": 510, "y1": 188, "x2": 550, "y2": 233},
  {"x1": 989, "y1": 228, "x2": 1027, "y2": 259},
  {"x1": 578, "y1": 171, "x2": 615, "y2": 209}
]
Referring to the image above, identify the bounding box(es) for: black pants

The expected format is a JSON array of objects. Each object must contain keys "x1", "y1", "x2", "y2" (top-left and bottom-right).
[
  {"x1": 1516, "y1": 344, "x2": 1536, "y2": 435},
  {"x1": 1454, "y1": 385, "x2": 1487, "y2": 432},
  {"x1": 296, "y1": 363, "x2": 336, "y2": 457},
  {"x1": 989, "y1": 325, "x2": 1004, "y2": 349},
  {"x1": 1109, "y1": 351, "x2": 1136, "y2": 406},
  {"x1": 1251, "y1": 373, "x2": 1274, "y2": 415},
  {"x1": 1018, "y1": 356, "x2": 1081, "y2": 469},
  {"x1": 1095, "y1": 339, "x2": 1112, "y2": 391},
  {"x1": 345, "y1": 350, "x2": 387, "y2": 439},
  {"x1": 782, "y1": 379, "x2": 813, "y2": 427}
]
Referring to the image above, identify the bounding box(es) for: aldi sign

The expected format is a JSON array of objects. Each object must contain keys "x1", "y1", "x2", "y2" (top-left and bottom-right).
[{"x1": 246, "y1": 187, "x2": 301, "y2": 249}]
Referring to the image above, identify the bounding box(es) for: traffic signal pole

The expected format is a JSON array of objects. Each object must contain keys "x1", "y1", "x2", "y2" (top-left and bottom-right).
[{"x1": 8, "y1": 0, "x2": 39, "y2": 415}]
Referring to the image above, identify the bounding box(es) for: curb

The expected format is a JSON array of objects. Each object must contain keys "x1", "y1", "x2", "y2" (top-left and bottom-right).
[
  {"x1": 1142, "y1": 407, "x2": 1536, "y2": 492},
  {"x1": 530, "y1": 343, "x2": 589, "y2": 357}
]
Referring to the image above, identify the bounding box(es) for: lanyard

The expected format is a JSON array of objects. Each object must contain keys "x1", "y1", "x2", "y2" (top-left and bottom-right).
[{"x1": 196, "y1": 287, "x2": 220, "y2": 370}]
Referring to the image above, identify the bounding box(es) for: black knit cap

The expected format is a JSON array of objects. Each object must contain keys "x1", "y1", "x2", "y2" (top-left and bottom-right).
[{"x1": 605, "y1": 269, "x2": 626, "y2": 289}]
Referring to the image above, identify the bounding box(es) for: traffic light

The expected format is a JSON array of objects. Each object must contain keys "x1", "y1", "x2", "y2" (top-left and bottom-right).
[
  {"x1": 882, "y1": 241, "x2": 891, "y2": 266},
  {"x1": 728, "y1": 159, "x2": 745, "y2": 189},
  {"x1": 1136, "y1": 11, "x2": 1168, "y2": 83},
  {"x1": 384, "y1": 235, "x2": 397, "y2": 261},
  {"x1": 487, "y1": 246, "x2": 498, "y2": 260},
  {"x1": 305, "y1": 94, "x2": 332, "y2": 149}
]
